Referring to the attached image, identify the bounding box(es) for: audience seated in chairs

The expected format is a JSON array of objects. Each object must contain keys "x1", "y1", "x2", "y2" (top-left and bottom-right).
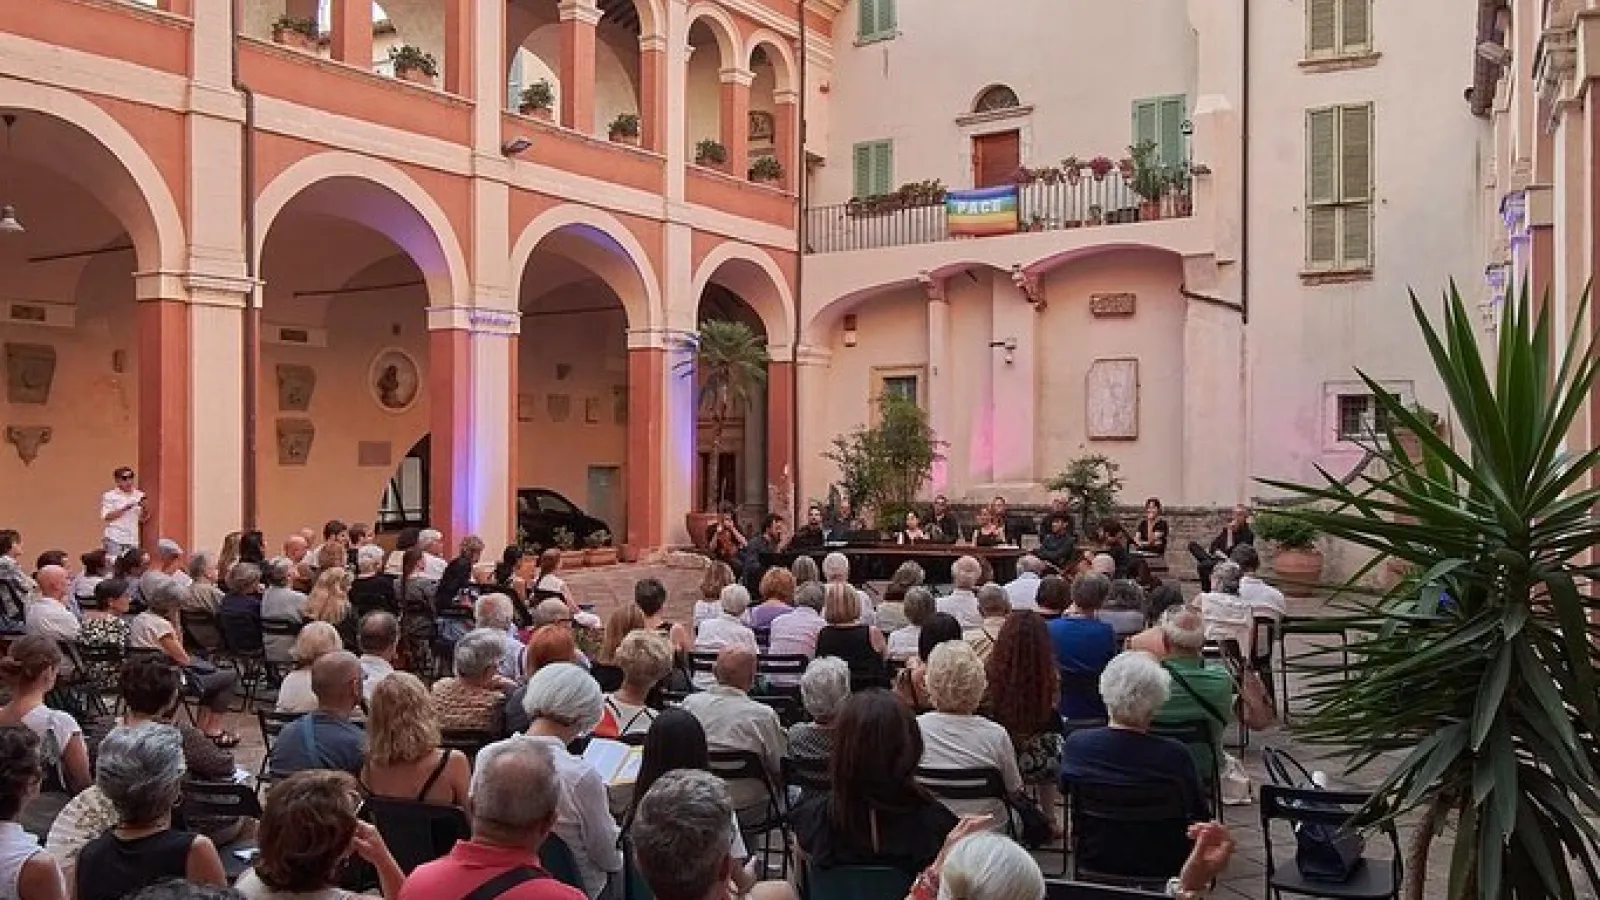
[
  {"x1": 1231, "y1": 545, "x2": 1287, "y2": 621},
  {"x1": 1129, "y1": 558, "x2": 1184, "y2": 626},
  {"x1": 432, "y1": 629, "x2": 514, "y2": 734},
  {"x1": 631, "y1": 577, "x2": 692, "y2": 658},
  {"x1": 363, "y1": 672, "x2": 470, "y2": 807},
  {"x1": 789, "y1": 555, "x2": 820, "y2": 588},
  {"x1": 817, "y1": 583, "x2": 887, "y2": 691},
  {"x1": 123, "y1": 656, "x2": 247, "y2": 843},
  {"x1": 892, "y1": 613, "x2": 963, "y2": 715},
  {"x1": 304, "y1": 566, "x2": 359, "y2": 653},
  {"x1": 219, "y1": 563, "x2": 266, "y2": 656},
  {"x1": 267, "y1": 651, "x2": 366, "y2": 779},
  {"x1": 180, "y1": 553, "x2": 226, "y2": 654},
  {"x1": 1048, "y1": 575, "x2": 1118, "y2": 722},
  {"x1": 397, "y1": 549, "x2": 439, "y2": 669},
  {"x1": 135, "y1": 581, "x2": 242, "y2": 745},
  {"x1": 518, "y1": 663, "x2": 622, "y2": 898},
  {"x1": 788, "y1": 656, "x2": 850, "y2": 762},
  {"x1": 937, "y1": 557, "x2": 984, "y2": 629},
  {"x1": 986, "y1": 611, "x2": 1065, "y2": 837},
  {"x1": 589, "y1": 604, "x2": 645, "y2": 693},
  {"x1": 821, "y1": 553, "x2": 875, "y2": 627},
  {"x1": 0, "y1": 636, "x2": 90, "y2": 793},
  {"x1": 260, "y1": 557, "x2": 308, "y2": 667},
  {"x1": 75, "y1": 723, "x2": 227, "y2": 900},
  {"x1": 25, "y1": 566, "x2": 79, "y2": 645},
  {"x1": 1150, "y1": 607, "x2": 1235, "y2": 783},
  {"x1": 475, "y1": 593, "x2": 528, "y2": 683},
  {"x1": 886, "y1": 586, "x2": 936, "y2": 662},
  {"x1": 358, "y1": 611, "x2": 401, "y2": 701},
  {"x1": 398, "y1": 737, "x2": 584, "y2": 900},
  {"x1": 69, "y1": 549, "x2": 110, "y2": 613},
  {"x1": 767, "y1": 582, "x2": 826, "y2": 666},
  {"x1": 747, "y1": 568, "x2": 797, "y2": 631},
  {"x1": 963, "y1": 584, "x2": 1011, "y2": 663},
  {"x1": 78, "y1": 577, "x2": 131, "y2": 691},
  {"x1": 681, "y1": 646, "x2": 788, "y2": 818},
  {"x1": 594, "y1": 630, "x2": 672, "y2": 740},
  {"x1": 276, "y1": 621, "x2": 345, "y2": 715},
  {"x1": 930, "y1": 830, "x2": 1045, "y2": 900},
  {"x1": 692, "y1": 563, "x2": 736, "y2": 633},
  {"x1": 349, "y1": 545, "x2": 398, "y2": 618},
  {"x1": 0, "y1": 726, "x2": 67, "y2": 900},
  {"x1": 630, "y1": 769, "x2": 795, "y2": 900},
  {"x1": 1196, "y1": 562, "x2": 1255, "y2": 658},
  {"x1": 235, "y1": 769, "x2": 405, "y2": 900},
  {"x1": 875, "y1": 561, "x2": 927, "y2": 635},
  {"x1": 790, "y1": 689, "x2": 956, "y2": 876},
  {"x1": 1099, "y1": 580, "x2": 1148, "y2": 642},
  {"x1": 505, "y1": 626, "x2": 584, "y2": 736},
  {"x1": 695, "y1": 585, "x2": 759, "y2": 657},
  {"x1": 916, "y1": 642, "x2": 1023, "y2": 828}
]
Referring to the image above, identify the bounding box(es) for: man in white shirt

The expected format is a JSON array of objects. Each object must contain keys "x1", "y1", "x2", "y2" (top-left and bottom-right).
[
  {"x1": 357, "y1": 611, "x2": 400, "y2": 700},
  {"x1": 1005, "y1": 555, "x2": 1045, "y2": 611},
  {"x1": 1232, "y1": 545, "x2": 1287, "y2": 620},
  {"x1": 99, "y1": 466, "x2": 146, "y2": 555},
  {"x1": 937, "y1": 555, "x2": 984, "y2": 628},
  {"x1": 419, "y1": 528, "x2": 448, "y2": 580},
  {"x1": 25, "y1": 566, "x2": 80, "y2": 641},
  {"x1": 681, "y1": 646, "x2": 788, "y2": 815}
]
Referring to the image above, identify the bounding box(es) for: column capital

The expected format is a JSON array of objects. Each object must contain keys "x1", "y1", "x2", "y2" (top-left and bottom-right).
[
  {"x1": 772, "y1": 89, "x2": 800, "y2": 106},
  {"x1": 427, "y1": 305, "x2": 522, "y2": 335},
  {"x1": 132, "y1": 270, "x2": 258, "y2": 303},
  {"x1": 639, "y1": 34, "x2": 669, "y2": 52},
  {"x1": 720, "y1": 67, "x2": 756, "y2": 87},
  {"x1": 627, "y1": 326, "x2": 698, "y2": 351},
  {"x1": 917, "y1": 271, "x2": 947, "y2": 302},
  {"x1": 1008, "y1": 266, "x2": 1044, "y2": 310},
  {"x1": 557, "y1": 0, "x2": 603, "y2": 24},
  {"x1": 795, "y1": 344, "x2": 833, "y2": 367}
]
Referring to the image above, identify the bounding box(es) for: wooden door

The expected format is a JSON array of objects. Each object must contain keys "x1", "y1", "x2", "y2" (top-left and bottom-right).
[{"x1": 972, "y1": 130, "x2": 1021, "y2": 188}]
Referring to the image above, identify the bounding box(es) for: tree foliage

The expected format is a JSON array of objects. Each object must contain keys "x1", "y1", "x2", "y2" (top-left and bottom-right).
[
  {"x1": 823, "y1": 395, "x2": 944, "y2": 528},
  {"x1": 676, "y1": 319, "x2": 768, "y2": 510},
  {"x1": 1046, "y1": 454, "x2": 1124, "y2": 532}
]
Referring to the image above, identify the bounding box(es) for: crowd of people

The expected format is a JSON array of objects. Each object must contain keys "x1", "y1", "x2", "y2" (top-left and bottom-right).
[{"x1": 0, "y1": 472, "x2": 1284, "y2": 900}]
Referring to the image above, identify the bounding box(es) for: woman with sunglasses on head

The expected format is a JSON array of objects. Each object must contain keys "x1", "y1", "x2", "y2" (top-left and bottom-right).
[{"x1": 235, "y1": 769, "x2": 405, "y2": 899}]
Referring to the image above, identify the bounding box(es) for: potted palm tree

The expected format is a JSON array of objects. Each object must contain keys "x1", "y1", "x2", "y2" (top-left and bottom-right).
[
  {"x1": 1261, "y1": 280, "x2": 1600, "y2": 900},
  {"x1": 388, "y1": 45, "x2": 438, "y2": 85},
  {"x1": 519, "y1": 80, "x2": 555, "y2": 120},
  {"x1": 607, "y1": 112, "x2": 640, "y2": 146},
  {"x1": 675, "y1": 319, "x2": 769, "y2": 546},
  {"x1": 272, "y1": 16, "x2": 318, "y2": 51},
  {"x1": 695, "y1": 139, "x2": 728, "y2": 171}
]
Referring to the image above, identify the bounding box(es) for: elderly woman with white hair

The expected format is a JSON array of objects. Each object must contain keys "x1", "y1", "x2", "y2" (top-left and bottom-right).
[
  {"x1": 348, "y1": 543, "x2": 397, "y2": 617},
  {"x1": 787, "y1": 656, "x2": 850, "y2": 761},
  {"x1": 430, "y1": 628, "x2": 513, "y2": 733},
  {"x1": 916, "y1": 642, "x2": 1022, "y2": 827},
  {"x1": 694, "y1": 584, "x2": 758, "y2": 657},
  {"x1": 1196, "y1": 559, "x2": 1255, "y2": 656},
  {"x1": 473, "y1": 593, "x2": 527, "y2": 682},
  {"x1": 274, "y1": 620, "x2": 344, "y2": 715},
  {"x1": 937, "y1": 557, "x2": 984, "y2": 628},
  {"x1": 521, "y1": 662, "x2": 623, "y2": 898},
  {"x1": 74, "y1": 723, "x2": 227, "y2": 900}
]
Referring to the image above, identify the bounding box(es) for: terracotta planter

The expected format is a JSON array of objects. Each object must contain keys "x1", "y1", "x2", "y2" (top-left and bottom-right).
[
  {"x1": 397, "y1": 66, "x2": 434, "y2": 86},
  {"x1": 685, "y1": 511, "x2": 718, "y2": 549},
  {"x1": 560, "y1": 549, "x2": 588, "y2": 569},
  {"x1": 609, "y1": 132, "x2": 641, "y2": 146},
  {"x1": 1138, "y1": 200, "x2": 1163, "y2": 221},
  {"x1": 696, "y1": 157, "x2": 728, "y2": 172},
  {"x1": 1271, "y1": 547, "x2": 1325, "y2": 598},
  {"x1": 520, "y1": 105, "x2": 554, "y2": 120},
  {"x1": 751, "y1": 174, "x2": 779, "y2": 185},
  {"x1": 273, "y1": 29, "x2": 317, "y2": 51},
  {"x1": 585, "y1": 547, "x2": 619, "y2": 567}
]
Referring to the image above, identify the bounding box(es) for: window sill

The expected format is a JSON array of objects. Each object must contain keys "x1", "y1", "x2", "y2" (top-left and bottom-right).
[
  {"x1": 855, "y1": 31, "x2": 899, "y2": 47},
  {"x1": 1300, "y1": 268, "x2": 1374, "y2": 286},
  {"x1": 1299, "y1": 52, "x2": 1382, "y2": 73}
]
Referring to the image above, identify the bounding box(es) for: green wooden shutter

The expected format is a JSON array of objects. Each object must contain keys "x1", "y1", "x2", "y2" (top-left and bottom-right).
[
  {"x1": 1339, "y1": 104, "x2": 1372, "y2": 201},
  {"x1": 1133, "y1": 100, "x2": 1160, "y2": 153},
  {"x1": 852, "y1": 143, "x2": 873, "y2": 197},
  {"x1": 1341, "y1": 0, "x2": 1371, "y2": 52},
  {"x1": 857, "y1": 0, "x2": 876, "y2": 40},
  {"x1": 1306, "y1": 108, "x2": 1338, "y2": 204},
  {"x1": 871, "y1": 141, "x2": 894, "y2": 195},
  {"x1": 1308, "y1": 0, "x2": 1337, "y2": 55},
  {"x1": 1158, "y1": 97, "x2": 1186, "y2": 167},
  {"x1": 877, "y1": 0, "x2": 896, "y2": 37}
]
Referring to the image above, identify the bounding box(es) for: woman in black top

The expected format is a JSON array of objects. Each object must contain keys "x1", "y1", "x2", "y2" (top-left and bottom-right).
[
  {"x1": 1134, "y1": 497, "x2": 1170, "y2": 556},
  {"x1": 814, "y1": 583, "x2": 886, "y2": 691},
  {"x1": 76, "y1": 722, "x2": 227, "y2": 900},
  {"x1": 790, "y1": 689, "x2": 957, "y2": 874}
]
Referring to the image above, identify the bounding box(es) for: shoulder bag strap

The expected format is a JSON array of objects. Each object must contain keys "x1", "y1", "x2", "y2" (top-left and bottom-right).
[
  {"x1": 462, "y1": 866, "x2": 545, "y2": 900},
  {"x1": 1165, "y1": 665, "x2": 1229, "y2": 727},
  {"x1": 417, "y1": 749, "x2": 455, "y2": 801}
]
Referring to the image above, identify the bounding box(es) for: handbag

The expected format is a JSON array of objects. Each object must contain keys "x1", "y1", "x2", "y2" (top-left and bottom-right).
[
  {"x1": 1009, "y1": 792, "x2": 1054, "y2": 849},
  {"x1": 1237, "y1": 667, "x2": 1278, "y2": 731},
  {"x1": 1263, "y1": 747, "x2": 1366, "y2": 883}
]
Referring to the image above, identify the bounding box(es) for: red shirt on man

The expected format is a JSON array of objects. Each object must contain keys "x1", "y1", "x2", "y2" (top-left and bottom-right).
[{"x1": 398, "y1": 839, "x2": 585, "y2": 900}]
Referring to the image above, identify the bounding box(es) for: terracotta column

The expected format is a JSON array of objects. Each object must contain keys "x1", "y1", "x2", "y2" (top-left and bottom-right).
[
  {"x1": 137, "y1": 298, "x2": 192, "y2": 548},
  {"x1": 720, "y1": 68, "x2": 754, "y2": 176},
  {"x1": 330, "y1": 0, "x2": 374, "y2": 70},
  {"x1": 626, "y1": 346, "x2": 668, "y2": 552},
  {"x1": 443, "y1": 0, "x2": 474, "y2": 96},
  {"x1": 773, "y1": 90, "x2": 799, "y2": 192},
  {"x1": 639, "y1": 35, "x2": 667, "y2": 152},
  {"x1": 429, "y1": 326, "x2": 472, "y2": 548},
  {"x1": 159, "y1": 0, "x2": 193, "y2": 14},
  {"x1": 765, "y1": 359, "x2": 794, "y2": 521},
  {"x1": 559, "y1": 0, "x2": 601, "y2": 133}
]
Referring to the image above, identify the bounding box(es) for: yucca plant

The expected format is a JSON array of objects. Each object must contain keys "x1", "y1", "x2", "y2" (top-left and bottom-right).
[
  {"x1": 1260, "y1": 280, "x2": 1600, "y2": 899},
  {"x1": 676, "y1": 319, "x2": 768, "y2": 510}
]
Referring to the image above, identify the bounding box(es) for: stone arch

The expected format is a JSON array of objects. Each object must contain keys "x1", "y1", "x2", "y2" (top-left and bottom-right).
[
  {"x1": 0, "y1": 78, "x2": 185, "y2": 274},
  {"x1": 510, "y1": 204, "x2": 662, "y2": 329},
  {"x1": 692, "y1": 242, "x2": 794, "y2": 348},
  {"x1": 745, "y1": 28, "x2": 797, "y2": 94},
  {"x1": 255, "y1": 152, "x2": 469, "y2": 307},
  {"x1": 684, "y1": 2, "x2": 741, "y2": 70},
  {"x1": 632, "y1": 0, "x2": 665, "y2": 40}
]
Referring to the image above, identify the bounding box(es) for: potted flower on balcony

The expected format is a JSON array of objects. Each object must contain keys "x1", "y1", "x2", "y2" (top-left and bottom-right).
[
  {"x1": 519, "y1": 80, "x2": 555, "y2": 120},
  {"x1": 1128, "y1": 140, "x2": 1169, "y2": 221},
  {"x1": 749, "y1": 155, "x2": 783, "y2": 185},
  {"x1": 695, "y1": 139, "x2": 728, "y2": 170},
  {"x1": 583, "y1": 530, "x2": 618, "y2": 566},
  {"x1": 272, "y1": 16, "x2": 319, "y2": 51},
  {"x1": 607, "y1": 112, "x2": 640, "y2": 145},
  {"x1": 1062, "y1": 156, "x2": 1083, "y2": 186},
  {"x1": 1088, "y1": 155, "x2": 1113, "y2": 181},
  {"x1": 388, "y1": 45, "x2": 438, "y2": 85}
]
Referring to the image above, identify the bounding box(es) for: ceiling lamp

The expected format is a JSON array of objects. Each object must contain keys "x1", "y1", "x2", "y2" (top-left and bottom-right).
[{"x1": 0, "y1": 115, "x2": 21, "y2": 234}]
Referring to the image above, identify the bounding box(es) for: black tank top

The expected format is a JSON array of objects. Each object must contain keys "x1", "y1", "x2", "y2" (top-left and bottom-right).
[
  {"x1": 76, "y1": 828, "x2": 198, "y2": 900},
  {"x1": 815, "y1": 625, "x2": 886, "y2": 690}
]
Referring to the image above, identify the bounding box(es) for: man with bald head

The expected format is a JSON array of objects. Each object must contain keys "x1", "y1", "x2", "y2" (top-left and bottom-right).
[
  {"x1": 25, "y1": 564, "x2": 80, "y2": 641},
  {"x1": 268, "y1": 650, "x2": 366, "y2": 778},
  {"x1": 681, "y1": 645, "x2": 787, "y2": 816}
]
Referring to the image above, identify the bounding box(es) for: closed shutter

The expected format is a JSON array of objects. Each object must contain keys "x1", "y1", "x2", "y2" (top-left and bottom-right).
[
  {"x1": 1308, "y1": 0, "x2": 1338, "y2": 56},
  {"x1": 1341, "y1": 0, "x2": 1371, "y2": 52},
  {"x1": 1341, "y1": 206, "x2": 1372, "y2": 268},
  {"x1": 1305, "y1": 103, "x2": 1374, "y2": 270},
  {"x1": 852, "y1": 143, "x2": 873, "y2": 197},
  {"x1": 1308, "y1": 208, "x2": 1339, "y2": 267},
  {"x1": 853, "y1": 141, "x2": 893, "y2": 196},
  {"x1": 871, "y1": 142, "x2": 894, "y2": 196},
  {"x1": 1133, "y1": 100, "x2": 1160, "y2": 152},
  {"x1": 1306, "y1": 109, "x2": 1338, "y2": 204},
  {"x1": 1158, "y1": 97, "x2": 1186, "y2": 167},
  {"x1": 1339, "y1": 104, "x2": 1372, "y2": 201},
  {"x1": 507, "y1": 52, "x2": 523, "y2": 110},
  {"x1": 857, "y1": 0, "x2": 876, "y2": 39},
  {"x1": 877, "y1": 0, "x2": 896, "y2": 36}
]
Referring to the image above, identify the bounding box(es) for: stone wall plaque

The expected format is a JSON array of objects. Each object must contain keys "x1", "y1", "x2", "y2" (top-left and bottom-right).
[
  {"x1": 276, "y1": 419, "x2": 316, "y2": 466},
  {"x1": 5, "y1": 343, "x2": 56, "y2": 405},
  {"x1": 517, "y1": 394, "x2": 537, "y2": 423},
  {"x1": 1089, "y1": 292, "x2": 1137, "y2": 317},
  {"x1": 547, "y1": 393, "x2": 571, "y2": 423},
  {"x1": 1086, "y1": 358, "x2": 1139, "y2": 440},
  {"x1": 5, "y1": 425, "x2": 51, "y2": 465},
  {"x1": 584, "y1": 397, "x2": 601, "y2": 424},
  {"x1": 276, "y1": 364, "x2": 317, "y2": 412},
  {"x1": 357, "y1": 441, "x2": 392, "y2": 467}
]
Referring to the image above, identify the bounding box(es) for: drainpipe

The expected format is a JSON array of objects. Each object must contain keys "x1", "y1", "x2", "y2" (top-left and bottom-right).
[
  {"x1": 791, "y1": 0, "x2": 806, "y2": 523},
  {"x1": 1240, "y1": 0, "x2": 1250, "y2": 325},
  {"x1": 230, "y1": 0, "x2": 260, "y2": 529}
]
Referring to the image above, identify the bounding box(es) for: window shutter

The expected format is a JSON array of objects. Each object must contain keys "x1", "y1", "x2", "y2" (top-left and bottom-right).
[
  {"x1": 1158, "y1": 97, "x2": 1186, "y2": 167},
  {"x1": 1342, "y1": 204, "x2": 1372, "y2": 267},
  {"x1": 1341, "y1": 0, "x2": 1371, "y2": 51},
  {"x1": 1339, "y1": 104, "x2": 1372, "y2": 201},
  {"x1": 1308, "y1": 207, "x2": 1339, "y2": 267},
  {"x1": 1306, "y1": 108, "x2": 1338, "y2": 204},
  {"x1": 858, "y1": 0, "x2": 876, "y2": 38},
  {"x1": 852, "y1": 143, "x2": 873, "y2": 197},
  {"x1": 872, "y1": 142, "x2": 894, "y2": 196},
  {"x1": 1308, "y1": 0, "x2": 1337, "y2": 55},
  {"x1": 1133, "y1": 100, "x2": 1160, "y2": 153},
  {"x1": 878, "y1": 0, "x2": 896, "y2": 37}
]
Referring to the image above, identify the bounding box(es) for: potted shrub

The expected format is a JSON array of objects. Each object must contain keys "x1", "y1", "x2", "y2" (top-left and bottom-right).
[
  {"x1": 388, "y1": 45, "x2": 438, "y2": 85},
  {"x1": 675, "y1": 320, "x2": 768, "y2": 546},
  {"x1": 519, "y1": 80, "x2": 555, "y2": 120},
  {"x1": 749, "y1": 155, "x2": 782, "y2": 184},
  {"x1": 552, "y1": 527, "x2": 587, "y2": 568},
  {"x1": 1088, "y1": 155, "x2": 1113, "y2": 181},
  {"x1": 607, "y1": 112, "x2": 640, "y2": 145},
  {"x1": 583, "y1": 530, "x2": 618, "y2": 566},
  {"x1": 1128, "y1": 140, "x2": 1169, "y2": 221},
  {"x1": 695, "y1": 139, "x2": 728, "y2": 170},
  {"x1": 1253, "y1": 511, "x2": 1324, "y2": 597},
  {"x1": 823, "y1": 396, "x2": 944, "y2": 537},
  {"x1": 271, "y1": 16, "x2": 319, "y2": 51},
  {"x1": 1062, "y1": 156, "x2": 1083, "y2": 186}
]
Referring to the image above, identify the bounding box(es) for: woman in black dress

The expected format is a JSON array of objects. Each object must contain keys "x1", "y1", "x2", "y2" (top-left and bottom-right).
[
  {"x1": 815, "y1": 583, "x2": 887, "y2": 691},
  {"x1": 1133, "y1": 497, "x2": 1170, "y2": 556}
]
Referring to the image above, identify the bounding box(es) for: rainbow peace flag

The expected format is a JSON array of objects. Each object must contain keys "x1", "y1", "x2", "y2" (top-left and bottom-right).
[{"x1": 946, "y1": 185, "x2": 1019, "y2": 236}]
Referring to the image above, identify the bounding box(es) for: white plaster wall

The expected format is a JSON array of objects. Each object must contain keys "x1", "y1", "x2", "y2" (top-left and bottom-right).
[
  {"x1": 1245, "y1": 0, "x2": 1483, "y2": 493},
  {"x1": 818, "y1": 0, "x2": 1198, "y2": 203}
]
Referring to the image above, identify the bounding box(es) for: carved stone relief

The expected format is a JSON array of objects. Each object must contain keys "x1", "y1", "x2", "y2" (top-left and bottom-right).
[
  {"x1": 5, "y1": 343, "x2": 56, "y2": 405},
  {"x1": 1086, "y1": 358, "x2": 1139, "y2": 440},
  {"x1": 1089, "y1": 292, "x2": 1137, "y2": 317},
  {"x1": 357, "y1": 441, "x2": 392, "y2": 467},
  {"x1": 276, "y1": 364, "x2": 317, "y2": 412},
  {"x1": 548, "y1": 394, "x2": 571, "y2": 423},
  {"x1": 276, "y1": 419, "x2": 316, "y2": 466},
  {"x1": 5, "y1": 425, "x2": 51, "y2": 465}
]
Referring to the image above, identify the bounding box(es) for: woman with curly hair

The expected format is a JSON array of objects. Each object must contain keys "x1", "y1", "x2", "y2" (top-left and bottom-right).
[
  {"x1": 305, "y1": 567, "x2": 358, "y2": 651},
  {"x1": 362, "y1": 673, "x2": 469, "y2": 807},
  {"x1": 235, "y1": 769, "x2": 404, "y2": 899},
  {"x1": 985, "y1": 611, "x2": 1065, "y2": 836}
]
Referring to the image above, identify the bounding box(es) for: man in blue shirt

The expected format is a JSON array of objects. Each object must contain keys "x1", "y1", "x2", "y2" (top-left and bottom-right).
[
  {"x1": 1048, "y1": 573, "x2": 1118, "y2": 719},
  {"x1": 268, "y1": 650, "x2": 366, "y2": 778}
]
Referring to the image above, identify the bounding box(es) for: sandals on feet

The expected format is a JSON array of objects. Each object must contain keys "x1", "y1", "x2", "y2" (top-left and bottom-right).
[{"x1": 207, "y1": 730, "x2": 241, "y2": 749}]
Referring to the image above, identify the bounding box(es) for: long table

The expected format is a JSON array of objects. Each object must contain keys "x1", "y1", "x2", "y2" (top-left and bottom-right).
[{"x1": 759, "y1": 544, "x2": 1026, "y2": 585}]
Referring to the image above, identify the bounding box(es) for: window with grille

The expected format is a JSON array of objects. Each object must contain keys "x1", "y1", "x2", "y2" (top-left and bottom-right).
[
  {"x1": 974, "y1": 85, "x2": 1021, "y2": 114},
  {"x1": 1133, "y1": 96, "x2": 1187, "y2": 168},
  {"x1": 852, "y1": 140, "x2": 894, "y2": 198},
  {"x1": 1336, "y1": 394, "x2": 1390, "y2": 441},
  {"x1": 857, "y1": 0, "x2": 897, "y2": 43},
  {"x1": 882, "y1": 375, "x2": 918, "y2": 403},
  {"x1": 1306, "y1": 103, "x2": 1373, "y2": 271},
  {"x1": 1307, "y1": 0, "x2": 1372, "y2": 58}
]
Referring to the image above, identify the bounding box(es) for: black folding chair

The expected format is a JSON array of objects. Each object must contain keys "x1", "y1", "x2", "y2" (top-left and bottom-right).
[
  {"x1": 752, "y1": 693, "x2": 806, "y2": 728},
  {"x1": 915, "y1": 766, "x2": 1017, "y2": 836},
  {"x1": 1064, "y1": 779, "x2": 1193, "y2": 891},
  {"x1": 754, "y1": 652, "x2": 809, "y2": 685},
  {"x1": 1259, "y1": 784, "x2": 1401, "y2": 900},
  {"x1": 752, "y1": 625, "x2": 772, "y2": 650},
  {"x1": 255, "y1": 709, "x2": 305, "y2": 788},
  {"x1": 58, "y1": 641, "x2": 120, "y2": 720},
  {"x1": 1044, "y1": 881, "x2": 1166, "y2": 900},
  {"x1": 687, "y1": 650, "x2": 719, "y2": 682},
  {"x1": 1148, "y1": 718, "x2": 1224, "y2": 821},
  {"x1": 260, "y1": 618, "x2": 303, "y2": 682},
  {"x1": 439, "y1": 728, "x2": 501, "y2": 763},
  {"x1": 708, "y1": 750, "x2": 791, "y2": 878},
  {"x1": 803, "y1": 862, "x2": 914, "y2": 900},
  {"x1": 781, "y1": 755, "x2": 830, "y2": 797},
  {"x1": 217, "y1": 610, "x2": 268, "y2": 711},
  {"x1": 178, "y1": 778, "x2": 263, "y2": 881},
  {"x1": 363, "y1": 795, "x2": 471, "y2": 873}
]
